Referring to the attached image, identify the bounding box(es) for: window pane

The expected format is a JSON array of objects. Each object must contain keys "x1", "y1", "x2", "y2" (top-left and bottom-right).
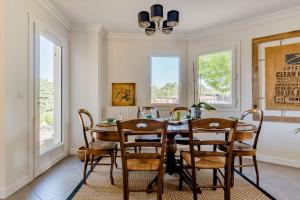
[
  {"x1": 151, "y1": 57, "x2": 180, "y2": 104},
  {"x1": 39, "y1": 35, "x2": 62, "y2": 153},
  {"x1": 198, "y1": 50, "x2": 232, "y2": 105}
]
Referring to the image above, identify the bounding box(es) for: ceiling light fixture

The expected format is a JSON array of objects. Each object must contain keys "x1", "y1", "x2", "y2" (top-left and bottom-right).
[{"x1": 138, "y1": 4, "x2": 179, "y2": 36}]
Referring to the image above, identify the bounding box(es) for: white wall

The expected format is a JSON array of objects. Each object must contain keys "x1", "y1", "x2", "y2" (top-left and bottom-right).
[
  {"x1": 106, "y1": 34, "x2": 187, "y2": 116},
  {"x1": 187, "y1": 11, "x2": 300, "y2": 167},
  {"x1": 0, "y1": 0, "x2": 6, "y2": 195},
  {"x1": 69, "y1": 27, "x2": 107, "y2": 153},
  {"x1": 1, "y1": 0, "x2": 69, "y2": 198}
]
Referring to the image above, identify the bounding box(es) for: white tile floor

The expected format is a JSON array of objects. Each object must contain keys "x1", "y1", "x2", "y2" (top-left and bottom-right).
[{"x1": 5, "y1": 156, "x2": 300, "y2": 200}]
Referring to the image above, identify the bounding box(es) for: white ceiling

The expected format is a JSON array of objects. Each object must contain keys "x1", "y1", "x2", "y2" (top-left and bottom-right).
[{"x1": 49, "y1": 0, "x2": 300, "y2": 34}]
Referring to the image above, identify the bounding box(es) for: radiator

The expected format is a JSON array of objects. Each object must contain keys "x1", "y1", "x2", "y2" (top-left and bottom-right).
[{"x1": 104, "y1": 106, "x2": 139, "y2": 120}]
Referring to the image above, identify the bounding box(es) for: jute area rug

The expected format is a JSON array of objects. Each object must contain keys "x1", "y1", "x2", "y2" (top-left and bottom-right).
[{"x1": 69, "y1": 158, "x2": 274, "y2": 200}]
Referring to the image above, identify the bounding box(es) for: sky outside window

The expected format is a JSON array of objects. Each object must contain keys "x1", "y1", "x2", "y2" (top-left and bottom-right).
[{"x1": 151, "y1": 56, "x2": 180, "y2": 104}]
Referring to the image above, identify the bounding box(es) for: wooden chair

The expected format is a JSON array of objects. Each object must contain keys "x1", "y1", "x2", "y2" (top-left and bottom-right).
[
  {"x1": 117, "y1": 119, "x2": 167, "y2": 200},
  {"x1": 219, "y1": 108, "x2": 263, "y2": 186},
  {"x1": 134, "y1": 106, "x2": 161, "y2": 153},
  {"x1": 78, "y1": 109, "x2": 118, "y2": 185},
  {"x1": 171, "y1": 107, "x2": 201, "y2": 151},
  {"x1": 179, "y1": 118, "x2": 238, "y2": 200}
]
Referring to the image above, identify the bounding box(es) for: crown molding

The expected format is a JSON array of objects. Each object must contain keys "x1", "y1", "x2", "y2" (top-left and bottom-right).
[
  {"x1": 188, "y1": 6, "x2": 300, "y2": 40},
  {"x1": 34, "y1": 0, "x2": 71, "y2": 30},
  {"x1": 106, "y1": 32, "x2": 188, "y2": 40},
  {"x1": 71, "y1": 24, "x2": 104, "y2": 32}
]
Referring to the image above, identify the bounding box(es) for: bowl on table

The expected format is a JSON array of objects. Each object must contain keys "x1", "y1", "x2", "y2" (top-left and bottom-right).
[
  {"x1": 106, "y1": 118, "x2": 116, "y2": 123},
  {"x1": 144, "y1": 114, "x2": 152, "y2": 119}
]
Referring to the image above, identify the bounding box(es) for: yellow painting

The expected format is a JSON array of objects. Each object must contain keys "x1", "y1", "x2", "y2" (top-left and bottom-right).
[{"x1": 112, "y1": 83, "x2": 136, "y2": 106}]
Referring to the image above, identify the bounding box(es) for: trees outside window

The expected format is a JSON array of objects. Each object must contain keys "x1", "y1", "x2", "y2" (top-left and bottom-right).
[{"x1": 198, "y1": 50, "x2": 233, "y2": 105}]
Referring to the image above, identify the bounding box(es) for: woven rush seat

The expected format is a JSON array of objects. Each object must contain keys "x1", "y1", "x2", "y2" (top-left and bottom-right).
[
  {"x1": 219, "y1": 141, "x2": 256, "y2": 156},
  {"x1": 127, "y1": 159, "x2": 160, "y2": 171},
  {"x1": 181, "y1": 151, "x2": 225, "y2": 169},
  {"x1": 89, "y1": 141, "x2": 117, "y2": 149}
]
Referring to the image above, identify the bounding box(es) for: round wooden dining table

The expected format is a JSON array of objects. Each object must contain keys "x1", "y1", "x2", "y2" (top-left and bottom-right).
[{"x1": 92, "y1": 120, "x2": 257, "y2": 191}]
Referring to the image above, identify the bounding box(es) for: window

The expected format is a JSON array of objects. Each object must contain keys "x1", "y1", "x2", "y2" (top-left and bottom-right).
[
  {"x1": 150, "y1": 56, "x2": 180, "y2": 104},
  {"x1": 39, "y1": 35, "x2": 62, "y2": 153},
  {"x1": 197, "y1": 49, "x2": 236, "y2": 107}
]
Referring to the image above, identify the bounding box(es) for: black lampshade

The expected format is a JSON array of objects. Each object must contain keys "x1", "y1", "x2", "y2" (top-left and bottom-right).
[
  {"x1": 151, "y1": 4, "x2": 163, "y2": 23},
  {"x1": 167, "y1": 10, "x2": 179, "y2": 27},
  {"x1": 138, "y1": 11, "x2": 150, "y2": 28},
  {"x1": 162, "y1": 20, "x2": 173, "y2": 34},
  {"x1": 145, "y1": 21, "x2": 156, "y2": 36}
]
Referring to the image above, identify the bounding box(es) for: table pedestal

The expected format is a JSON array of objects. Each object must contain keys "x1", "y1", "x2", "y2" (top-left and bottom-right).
[{"x1": 146, "y1": 133, "x2": 193, "y2": 192}]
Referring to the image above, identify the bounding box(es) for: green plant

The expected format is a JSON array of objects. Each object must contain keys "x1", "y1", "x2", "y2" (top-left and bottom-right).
[
  {"x1": 192, "y1": 102, "x2": 216, "y2": 111},
  {"x1": 294, "y1": 128, "x2": 300, "y2": 134}
]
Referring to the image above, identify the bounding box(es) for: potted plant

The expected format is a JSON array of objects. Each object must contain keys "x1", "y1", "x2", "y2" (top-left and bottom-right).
[{"x1": 191, "y1": 102, "x2": 216, "y2": 119}]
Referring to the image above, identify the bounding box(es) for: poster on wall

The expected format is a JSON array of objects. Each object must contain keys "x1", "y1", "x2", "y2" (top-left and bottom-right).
[
  {"x1": 265, "y1": 43, "x2": 300, "y2": 110},
  {"x1": 112, "y1": 83, "x2": 136, "y2": 106}
]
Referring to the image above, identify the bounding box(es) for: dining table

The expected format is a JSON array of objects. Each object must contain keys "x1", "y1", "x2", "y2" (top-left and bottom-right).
[{"x1": 93, "y1": 120, "x2": 257, "y2": 192}]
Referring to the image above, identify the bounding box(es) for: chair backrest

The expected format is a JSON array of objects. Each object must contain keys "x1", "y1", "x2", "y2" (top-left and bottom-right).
[
  {"x1": 117, "y1": 119, "x2": 168, "y2": 168},
  {"x1": 170, "y1": 106, "x2": 191, "y2": 116},
  {"x1": 78, "y1": 109, "x2": 94, "y2": 148},
  {"x1": 240, "y1": 108, "x2": 264, "y2": 149},
  {"x1": 188, "y1": 118, "x2": 238, "y2": 168},
  {"x1": 137, "y1": 106, "x2": 160, "y2": 118}
]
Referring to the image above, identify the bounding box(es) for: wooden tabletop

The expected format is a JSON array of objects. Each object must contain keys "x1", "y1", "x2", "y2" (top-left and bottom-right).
[{"x1": 92, "y1": 121, "x2": 257, "y2": 142}]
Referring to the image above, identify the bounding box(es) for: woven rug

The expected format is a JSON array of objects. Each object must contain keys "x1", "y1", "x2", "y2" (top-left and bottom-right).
[{"x1": 68, "y1": 158, "x2": 275, "y2": 200}]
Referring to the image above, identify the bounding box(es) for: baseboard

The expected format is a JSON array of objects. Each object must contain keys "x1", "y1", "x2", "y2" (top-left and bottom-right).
[
  {"x1": 257, "y1": 154, "x2": 300, "y2": 168},
  {"x1": 0, "y1": 174, "x2": 32, "y2": 199}
]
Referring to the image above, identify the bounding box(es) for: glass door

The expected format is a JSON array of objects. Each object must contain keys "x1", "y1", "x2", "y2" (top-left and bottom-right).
[{"x1": 38, "y1": 35, "x2": 62, "y2": 154}]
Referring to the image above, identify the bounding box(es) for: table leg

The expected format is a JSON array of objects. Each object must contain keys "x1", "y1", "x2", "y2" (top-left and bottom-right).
[
  {"x1": 147, "y1": 133, "x2": 192, "y2": 192},
  {"x1": 165, "y1": 134, "x2": 177, "y2": 175}
]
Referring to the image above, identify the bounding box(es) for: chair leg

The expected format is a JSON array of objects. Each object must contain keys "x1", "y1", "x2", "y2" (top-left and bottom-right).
[
  {"x1": 83, "y1": 153, "x2": 88, "y2": 184},
  {"x1": 155, "y1": 147, "x2": 158, "y2": 154},
  {"x1": 110, "y1": 151, "x2": 115, "y2": 185},
  {"x1": 213, "y1": 169, "x2": 217, "y2": 190},
  {"x1": 191, "y1": 168, "x2": 198, "y2": 200},
  {"x1": 197, "y1": 145, "x2": 201, "y2": 151},
  {"x1": 224, "y1": 167, "x2": 231, "y2": 200},
  {"x1": 114, "y1": 146, "x2": 118, "y2": 169},
  {"x1": 134, "y1": 147, "x2": 137, "y2": 153},
  {"x1": 231, "y1": 156, "x2": 235, "y2": 187},
  {"x1": 239, "y1": 156, "x2": 243, "y2": 173},
  {"x1": 123, "y1": 170, "x2": 129, "y2": 200},
  {"x1": 90, "y1": 155, "x2": 94, "y2": 172},
  {"x1": 157, "y1": 169, "x2": 164, "y2": 200},
  {"x1": 179, "y1": 154, "x2": 183, "y2": 190},
  {"x1": 138, "y1": 146, "x2": 142, "y2": 153},
  {"x1": 253, "y1": 155, "x2": 260, "y2": 186}
]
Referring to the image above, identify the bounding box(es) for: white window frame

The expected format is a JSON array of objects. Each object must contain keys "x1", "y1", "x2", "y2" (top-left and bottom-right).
[
  {"x1": 147, "y1": 52, "x2": 185, "y2": 107},
  {"x1": 195, "y1": 42, "x2": 240, "y2": 111}
]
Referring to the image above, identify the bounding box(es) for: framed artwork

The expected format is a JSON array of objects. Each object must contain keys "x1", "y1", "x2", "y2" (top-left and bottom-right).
[
  {"x1": 265, "y1": 43, "x2": 300, "y2": 110},
  {"x1": 252, "y1": 30, "x2": 300, "y2": 123},
  {"x1": 112, "y1": 83, "x2": 136, "y2": 106}
]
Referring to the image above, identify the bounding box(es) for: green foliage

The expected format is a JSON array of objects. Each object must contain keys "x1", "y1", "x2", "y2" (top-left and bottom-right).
[
  {"x1": 198, "y1": 51, "x2": 232, "y2": 95},
  {"x1": 192, "y1": 102, "x2": 216, "y2": 111},
  {"x1": 152, "y1": 82, "x2": 178, "y2": 102},
  {"x1": 40, "y1": 79, "x2": 54, "y2": 126},
  {"x1": 294, "y1": 128, "x2": 300, "y2": 134}
]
